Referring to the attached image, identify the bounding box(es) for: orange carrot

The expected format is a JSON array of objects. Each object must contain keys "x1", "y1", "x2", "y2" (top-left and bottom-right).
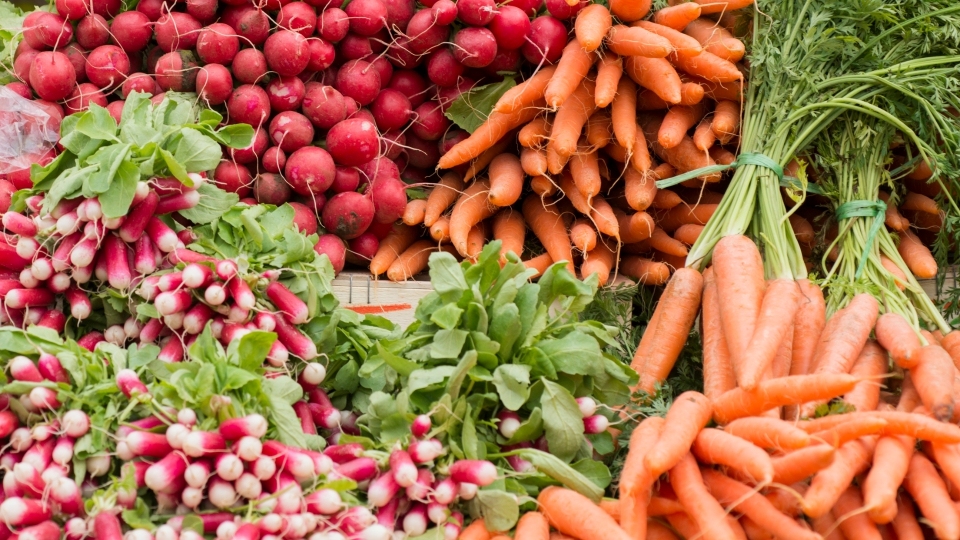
[
  {"x1": 680, "y1": 81, "x2": 705, "y2": 105},
  {"x1": 494, "y1": 66, "x2": 558, "y2": 114},
  {"x1": 811, "y1": 513, "x2": 844, "y2": 540},
  {"x1": 739, "y1": 516, "x2": 776, "y2": 540},
  {"x1": 459, "y1": 519, "x2": 491, "y2": 540},
  {"x1": 619, "y1": 416, "x2": 664, "y2": 540},
  {"x1": 701, "y1": 267, "x2": 736, "y2": 400},
  {"x1": 631, "y1": 269, "x2": 702, "y2": 392},
  {"x1": 599, "y1": 499, "x2": 620, "y2": 523},
  {"x1": 621, "y1": 256, "x2": 671, "y2": 285},
  {"x1": 519, "y1": 116, "x2": 552, "y2": 148},
  {"x1": 591, "y1": 196, "x2": 620, "y2": 239},
  {"x1": 539, "y1": 487, "x2": 632, "y2": 540},
  {"x1": 440, "y1": 104, "x2": 543, "y2": 169},
  {"x1": 709, "y1": 145, "x2": 737, "y2": 165},
  {"x1": 684, "y1": 19, "x2": 746, "y2": 62},
  {"x1": 863, "y1": 435, "x2": 914, "y2": 524},
  {"x1": 771, "y1": 444, "x2": 836, "y2": 485},
  {"x1": 648, "y1": 497, "x2": 685, "y2": 516},
  {"x1": 843, "y1": 340, "x2": 887, "y2": 412},
  {"x1": 521, "y1": 147, "x2": 548, "y2": 177},
  {"x1": 430, "y1": 215, "x2": 450, "y2": 242},
  {"x1": 574, "y1": 4, "x2": 612, "y2": 52},
  {"x1": 646, "y1": 120, "x2": 721, "y2": 182},
  {"x1": 664, "y1": 513, "x2": 745, "y2": 540},
  {"x1": 810, "y1": 293, "x2": 880, "y2": 375},
  {"x1": 652, "y1": 187, "x2": 683, "y2": 209},
  {"x1": 713, "y1": 235, "x2": 765, "y2": 378},
  {"x1": 800, "y1": 411, "x2": 960, "y2": 443},
  {"x1": 545, "y1": 39, "x2": 597, "y2": 109},
  {"x1": 711, "y1": 99, "x2": 741, "y2": 143},
  {"x1": 464, "y1": 136, "x2": 512, "y2": 182},
  {"x1": 693, "y1": 116, "x2": 717, "y2": 151},
  {"x1": 636, "y1": 21, "x2": 703, "y2": 57},
  {"x1": 530, "y1": 175, "x2": 557, "y2": 197},
  {"x1": 523, "y1": 252, "x2": 553, "y2": 278},
  {"x1": 648, "y1": 227, "x2": 688, "y2": 257},
  {"x1": 904, "y1": 453, "x2": 960, "y2": 540},
  {"x1": 558, "y1": 171, "x2": 591, "y2": 216},
  {"x1": 548, "y1": 80, "x2": 597, "y2": 170},
  {"x1": 673, "y1": 225, "x2": 703, "y2": 247},
  {"x1": 617, "y1": 211, "x2": 656, "y2": 243},
  {"x1": 402, "y1": 199, "x2": 427, "y2": 226},
  {"x1": 487, "y1": 154, "x2": 524, "y2": 207},
  {"x1": 644, "y1": 391, "x2": 712, "y2": 476},
  {"x1": 424, "y1": 173, "x2": 464, "y2": 227},
  {"x1": 581, "y1": 241, "x2": 615, "y2": 286},
  {"x1": 670, "y1": 50, "x2": 743, "y2": 83},
  {"x1": 724, "y1": 417, "x2": 811, "y2": 451},
  {"x1": 606, "y1": 25, "x2": 673, "y2": 58},
  {"x1": 515, "y1": 511, "x2": 549, "y2": 540},
  {"x1": 712, "y1": 374, "x2": 860, "y2": 424},
  {"x1": 701, "y1": 469, "x2": 821, "y2": 540},
  {"x1": 670, "y1": 453, "x2": 740, "y2": 540},
  {"x1": 370, "y1": 224, "x2": 419, "y2": 276},
  {"x1": 523, "y1": 195, "x2": 574, "y2": 275},
  {"x1": 624, "y1": 168, "x2": 657, "y2": 211},
  {"x1": 491, "y1": 209, "x2": 525, "y2": 261},
  {"x1": 833, "y1": 487, "x2": 882, "y2": 540},
  {"x1": 658, "y1": 103, "x2": 708, "y2": 149},
  {"x1": 570, "y1": 219, "x2": 597, "y2": 253},
  {"x1": 570, "y1": 150, "x2": 602, "y2": 204},
  {"x1": 892, "y1": 499, "x2": 924, "y2": 540},
  {"x1": 690, "y1": 0, "x2": 754, "y2": 15},
  {"x1": 812, "y1": 415, "x2": 888, "y2": 448},
  {"x1": 653, "y1": 3, "x2": 701, "y2": 31},
  {"x1": 765, "y1": 484, "x2": 806, "y2": 518},
  {"x1": 586, "y1": 110, "x2": 613, "y2": 148},
  {"x1": 693, "y1": 428, "x2": 774, "y2": 483},
  {"x1": 450, "y1": 180, "x2": 496, "y2": 258},
  {"x1": 610, "y1": 0, "x2": 651, "y2": 22},
  {"x1": 386, "y1": 240, "x2": 438, "y2": 282},
  {"x1": 880, "y1": 255, "x2": 908, "y2": 290},
  {"x1": 624, "y1": 56, "x2": 683, "y2": 104},
  {"x1": 631, "y1": 124, "x2": 653, "y2": 173},
  {"x1": 902, "y1": 192, "x2": 940, "y2": 215},
  {"x1": 911, "y1": 344, "x2": 956, "y2": 421},
  {"x1": 738, "y1": 279, "x2": 802, "y2": 391},
  {"x1": 801, "y1": 436, "x2": 877, "y2": 518},
  {"x1": 594, "y1": 52, "x2": 623, "y2": 108},
  {"x1": 943, "y1": 331, "x2": 960, "y2": 370},
  {"x1": 790, "y1": 279, "x2": 826, "y2": 376},
  {"x1": 646, "y1": 520, "x2": 681, "y2": 540},
  {"x1": 897, "y1": 229, "x2": 937, "y2": 279},
  {"x1": 694, "y1": 76, "x2": 745, "y2": 101},
  {"x1": 612, "y1": 77, "x2": 639, "y2": 150}
]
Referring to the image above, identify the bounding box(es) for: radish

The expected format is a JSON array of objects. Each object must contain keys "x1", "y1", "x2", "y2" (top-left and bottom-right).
[
  {"x1": 268, "y1": 111, "x2": 315, "y2": 152},
  {"x1": 126, "y1": 431, "x2": 174, "y2": 458},
  {"x1": 197, "y1": 64, "x2": 234, "y2": 106},
  {"x1": 216, "y1": 453, "x2": 244, "y2": 481},
  {"x1": 405, "y1": 9, "x2": 449, "y2": 54},
  {"x1": 235, "y1": 471, "x2": 262, "y2": 500},
  {"x1": 65, "y1": 518, "x2": 86, "y2": 540},
  {"x1": 263, "y1": 441, "x2": 315, "y2": 478},
  {"x1": 154, "y1": 526, "x2": 177, "y2": 540},
  {"x1": 156, "y1": 290, "x2": 193, "y2": 316},
  {"x1": 0, "y1": 410, "x2": 18, "y2": 439},
  {"x1": 154, "y1": 51, "x2": 199, "y2": 92},
  {"x1": 265, "y1": 282, "x2": 309, "y2": 325},
  {"x1": 104, "y1": 233, "x2": 132, "y2": 289},
  {"x1": 264, "y1": 30, "x2": 310, "y2": 77},
  {"x1": 28, "y1": 51, "x2": 75, "y2": 101},
  {"x1": 334, "y1": 59, "x2": 381, "y2": 106},
  {"x1": 196, "y1": 23, "x2": 240, "y2": 64},
  {"x1": 232, "y1": 48, "x2": 268, "y2": 84},
  {"x1": 583, "y1": 414, "x2": 610, "y2": 434},
  {"x1": 278, "y1": 2, "x2": 317, "y2": 36},
  {"x1": 182, "y1": 264, "x2": 213, "y2": 289},
  {"x1": 3, "y1": 211, "x2": 38, "y2": 237},
  {"x1": 146, "y1": 217, "x2": 179, "y2": 252},
  {"x1": 219, "y1": 414, "x2": 268, "y2": 440},
  {"x1": 448, "y1": 460, "x2": 497, "y2": 486},
  {"x1": 145, "y1": 452, "x2": 188, "y2": 491},
  {"x1": 522, "y1": 15, "x2": 566, "y2": 64},
  {"x1": 50, "y1": 477, "x2": 82, "y2": 515},
  {"x1": 93, "y1": 512, "x2": 123, "y2": 540},
  {"x1": 427, "y1": 501, "x2": 450, "y2": 524},
  {"x1": 216, "y1": 521, "x2": 239, "y2": 540},
  {"x1": 156, "y1": 12, "x2": 202, "y2": 52},
  {"x1": 266, "y1": 75, "x2": 306, "y2": 112},
  {"x1": 306, "y1": 38, "x2": 335, "y2": 71},
  {"x1": 6, "y1": 288, "x2": 54, "y2": 309},
  {"x1": 16, "y1": 521, "x2": 61, "y2": 540},
  {"x1": 227, "y1": 277, "x2": 256, "y2": 310},
  {"x1": 403, "y1": 503, "x2": 428, "y2": 536},
  {"x1": 48, "y1": 272, "x2": 72, "y2": 294},
  {"x1": 110, "y1": 11, "x2": 153, "y2": 52},
  {"x1": 184, "y1": 460, "x2": 212, "y2": 488},
  {"x1": 302, "y1": 362, "x2": 326, "y2": 385},
  {"x1": 274, "y1": 315, "x2": 319, "y2": 359},
  {"x1": 183, "y1": 303, "x2": 213, "y2": 334},
  {"x1": 183, "y1": 431, "x2": 227, "y2": 457},
  {"x1": 62, "y1": 410, "x2": 90, "y2": 438},
  {"x1": 52, "y1": 437, "x2": 74, "y2": 465},
  {"x1": 204, "y1": 283, "x2": 227, "y2": 306},
  {"x1": 55, "y1": 213, "x2": 80, "y2": 237},
  {"x1": 432, "y1": 0, "x2": 457, "y2": 24},
  {"x1": 86, "y1": 45, "x2": 130, "y2": 90},
  {"x1": 305, "y1": 488, "x2": 342, "y2": 514},
  {"x1": 335, "y1": 457, "x2": 378, "y2": 481},
  {"x1": 209, "y1": 478, "x2": 238, "y2": 508},
  {"x1": 284, "y1": 146, "x2": 336, "y2": 195},
  {"x1": 308, "y1": 403, "x2": 341, "y2": 430},
  {"x1": 125, "y1": 529, "x2": 154, "y2": 540},
  {"x1": 30, "y1": 258, "x2": 54, "y2": 281},
  {"x1": 10, "y1": 356, "x2": 42, "y2": 382},
  {"x1": 498, "y1": 410, "x2": 521, "y2": 438},
  {"x1": 29, "y1": 387, "x2": 60, "y2": 410},
  {"x1": 25, "y1": 12, "x2": 73, "y2": 49},
  {"x1": 37, "y1": 353, "x2": 68, "y2": 384},
  {"x1": 458, "y1": 0, "x2": 496, "y2": 25},
  {"x1": 14, "y1": 463, "x2": 46, "y2": 497},
  {"x1": 55, "y1": 0, "x2": 86, "y2": 19},
  {"x1": 409, "y1": 438, "x2": 444, "y2": 463},
  {"x1": 367, "y1": 472, "x2": 401, "y2": 507},
  {"x1": 302, "y1": 84, "x2": 348, "y2": 129},
  {"x1": 252, "y1": 455, "x2": 277, "y2": 481},
  {"x1": 117, "y1": 369, "x2": 150, "y2": 398},
  {"x1": 0, "y1": 497, "x2": 52, "y2": 526},
  {"x1": 181, "y1": 485, "x2": 204, "y2": 508},
  {"x1": 389, "y1": 449, "x2": 418, "y2": 487},
  {"x1": 156, "y1": 189, "x2": 201, "y2": 214},
  {"x1": 259, "y1": 513, "x2": 283, "y2": 534},
  {"x1": 234, "y1": 524, "x2": 261, "y2": 540}
]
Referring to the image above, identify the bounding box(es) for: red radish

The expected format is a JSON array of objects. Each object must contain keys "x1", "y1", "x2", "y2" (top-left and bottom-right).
[
  {"x1": 106, "y1": 99, "x2": 124, "y2": 123},
  {"x1": 302, "y1": 84, "x2": 348, "y2": 129},
  {"x1": 116, "y1": 369, "x2": 149, "y2": 398},
  {"x1": 403, "y1": 503, "x2": 428, "y2": 536},
  {"x1": 459, "y1": 482, "x2": 478, "y2": 500},
  {"x1": 219, "y1": 414, "x2": 268, "y2": 440},
  {"x1": 25, "y1": 13, "x2": 73, "y2": 49},
  {"x1": 233, "y1": 524, "x2": 261, "y2": 540},
  {"x1": 453, "y1": 27, "x2": 497, "y2": 68},
  {"x1": 0, "y1": 498, "x2": 52, "y2": 526},
  {"x1": 28, "y1": 51, "x2": 75, "y2": 101},
  {"x1": 55, "y1": 0, "x2": 87, "y2": 20},
  {"x1": 252, "y1": 455, "x2": 277, "y2": 481},
  {"x1": 265, "y1": 282, "x2": 309, "y2": 325},
  {"x1": 288, "y1": 201, "x2": 318, "y2": 235},
  {"x1": 264, "y1": 30, "x2": 310, "y2": 77},
  {"x1": 126, "y1": 431, "x2": 173, "y2": 458},
  {"x1": 284, "y1": 146, "x2": 336, "y2": 195},
  {"x1": 159, "y1": 272, "x2": 185, "y2": 291},
  {"x1": 339, "y1": 33, "x2": 374, "y2": 60},
  {"x1": 327, "y1": 118, "x2": 380, "y2": 167},
  {"x1": 0, "y1": 410, "x2": 17, "y2": 439},
  {"x1": 335, "y1": 59, "x2": 381, "y2": 106},
  {"x1": 268, "y1": 111, "x2": 315, "y2": 152},
  {"x1": 389, "y1": 449, "x2": 418, "y2": 487},
  {"x1": 305, "y1": 489, "x2": 342, "y2": 514},
  {"x1": 30, "y1": 258, "x2": 54, "y2": 281},
  {"x1": 160, "y1": 424, "x2": 188, "y2": 450},
  {"x1": 319, "y1": 9, "x2": 349, "y2": 43},
  {"x1": 583, "y1": 414, "x2": 609, "y2": 434},
  {"x1": 254, "y1": 311, "x2": 278, "y2": 332},
  {"x1": 336, "y1": 457, "x2": 378, "y2": 481},
  {"x1": 104, "y1": 233, "x2": 132, "y2": 289},
  {"x1": 183, "y1": 430, "x2": 227, "y2": 457},
  {"x1": 510, "y1": 0, "x2": 543, "y2": 15},
  {"x1": 231, "y1": 129, "x2": 269, "y2": 165},
  {"x1": 409, "y1": 439, "x2": 444, "y2": 463},
  {"x1": 313, "y1": 234, "x2": 347, "y2": 273},
  {"x1": 3, "y1": 211, "x2": 38, "y2": 237},
  {"x1": 10, "y1": 356, "x2": 42, "y2": 382},
  {"x1": 498, "y1": 410, "x2": 521, "y2": 438},
  {"x1": 136, "y1": 0, "x2": 164, "y2": 20},
  {"x1": 36, "y1": 354, "x2": 68, "y2": 384},
  {"x1": 5, "y1": 289, "x2": 53, "y2": 309},
  {"x1": 367, "y1": 472, "x2": 401, "y2": 507},
  {"x1": 86, "y1": 453, "x2": 112, "y2": 476},
  {"x1": 52, "y1": 437, "x2": 74, "y2": 465},
  {"x1": 432, "y1": 0, "x2": 457, "y2": 24},
  {"x1": 260, "y1": 147, "x2": 286, "y2": 174},
  {"x1": 448, "y1": 459, "x2": 497, "y2": 486},
  {"x1": 197, "y1": 64, "x2": 234, "y2": 105},
  {"x1": 146, "y1": 217, "x2": 179, "y2": 252},
  {"x1": 489, "y1": 6, "x2": 531, "y2": 50},
  {"x1": 425, "y1": 48, "x2": 464, "y2": 89},
  {"x1": 186, "y1": 0, "x2": 217, "y2": 22},
  {"x1": 62, "y1": 410, "x2": 90, "y2": 438},
  {"x1": 155, "y1": 290, "x2": 193, "y2": 316},
  {"x1": 196, "y1": 23, "x2": 240, "y2": 64},
  {"x1": 156, "y1": 12, "x2": 202, "y2": 52},
  {"x1": 405, "y1": 9, "x2": 449, "y2": 54},
  {"x1": 232, "y1": 48, "x2": 268, "y2": 84},
  {"x1": 184, "y1": 460, "x2": 211, "y2": 488},
  {"x1": 522, "y1": 15, "x2": 567, "y2": 64},
  {"x1": 50, "y1": 477, "x2": 81, "y2": 514},
  {"x1": 306, "y1": 38, "x2": 335, "y2": 71},
  {"x1": 411, "y1": 102, "x2": 451, "y2": 141},
  {"x1": 110, "y1": 11, "x2": 152, "y2": 52},
  {"x1": 457, "y1": 0, "x2": 496, "y2": 24},
  {"x1": 226, "y1": 277, "x2": 255, "y2": 310},
  {"x1": 545, "y1": 0, "x2": 586, "y2": 18},
  {"x1": 183, "y1": 303, "x2": 213, "y2": 334},
  {"x1": 428, "y1": 501, "x2": 450, "y2": 524},
  {"x1": 154, "y1": 51, "x2": 199, "y2": 92},
  {"x1": 156, "y1": 189, "x2": 201, "y2": 214},
  {"x1": 93, "y1": 511, "x2": 123, "y2": 540},
  {"x1": 278, "y1": 2, "x2": 317, "y2": 36},
  {"x1": 16, "y1": 521, "x2": 60, "y2": 540},
  {"x1": 432, "y1": 477, "x2": 457, "y2": 505},
  {"x1": 29, "y1": 387, "x2": 60, "y2": 410},
  {"x1": 233, "y1": 435, "x2": 263, "y2": 462},
  {"x1": 266, "y1": 76, "x2": 306, "y2": 112},
  {"x1": 576, "y1": 396, "x2": 597, "y2": 417},
  {"x1": 214, "y1": 161, "x2": 253, "y2": 197}
]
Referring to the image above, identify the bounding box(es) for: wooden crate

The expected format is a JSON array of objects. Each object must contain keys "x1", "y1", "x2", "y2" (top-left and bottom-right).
[{"x1": 332, "y1": 272, "x2": 432, "y2": 327}]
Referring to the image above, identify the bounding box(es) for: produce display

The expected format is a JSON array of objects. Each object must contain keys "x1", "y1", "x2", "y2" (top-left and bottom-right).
[{"x1": 5, "y1": 0, "x2": 960, "y2": 539}]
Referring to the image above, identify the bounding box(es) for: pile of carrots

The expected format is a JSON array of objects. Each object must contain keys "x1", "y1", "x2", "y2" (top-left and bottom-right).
[{"x1": 366, "y1": 0, "x2": 757, "y2": 283}]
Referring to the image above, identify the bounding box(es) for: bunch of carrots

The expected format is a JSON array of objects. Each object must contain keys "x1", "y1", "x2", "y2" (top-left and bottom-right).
[{"x1": 365, "y1": 0, "x2": 754, "y2": 283}]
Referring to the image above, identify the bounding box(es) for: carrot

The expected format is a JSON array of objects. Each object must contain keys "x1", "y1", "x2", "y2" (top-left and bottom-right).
[
  {"x1": 606, "y1": 25, "x2": 673, "y2": 58},
  {"x1": 630, "y1": 125, "x2": 653, "y2": 173},
  {"x1": 693, "y1": 428, "x2": 774, "y2": 483},
  {"x1": 711, "y1": 100, "x2": 741, "y2": 143},
  {"x1": 658, "y1": 103, "x2": 708, "y2": 149},
  {"x1": 548, "y1": 80, "x2": 597, "y2": 170},
  {"x1": 833, "y1": 487, "x2": 882, "y2": 540},
  {"x1": 862, "y1": 435, "x2": 914, "y2": 524},
  {"x1": 539, "y1": 487, "x2": 631, "y2": 540},
  {"x1": 644, "y1": 391, "x2": 712, "y2": 476},
  {"x1": 701, "y1": 469, "x2": 821, "y2": 540},
  {"x1": 523, "y1": 252, "x2": 553, "y2": 278},
  {"x1": 644, "y1": 116, "x2": 721, "y2": 182},
  {"x1": 586, "y1": 110, "x2": 613, "y2": 148},
  {"x1": 943, "y1": 331, "x2": 960, "y2": 370},
  {"x1": 570, "y1": 150, "x2": 602, "y2": 204},
  {"x1": 515, "y1": 511, "x2": 549, "y2": 540},
  {"x1": 459, "y1": 519, "x2": 491, "y2": 540},
  {"x1": 907, "y1": 157, "x2": 934, "y2": 180},
  {"x1": 670, "y1": 50, "x2": 743, "y2": 83},
  {"x1": 487, "y1": 154, "x2": 524, "y2": 207},
  {"x1": 902, "y1": 192, "x2": 940, "y2": 215},
  {"x1": 530, "y1": 175, "x2": 557, "y2": 197},
  {"x1": 897, "y1": 229, "x2": 937, "y2": 279},
  {"x1": 680, "y1": 82, "x2": 706, "y2": 106},
  {"x1": 693, "y1": 117, "x2": 717, "y2": 151},
  {"x1": 440, "y1": 104, "x2": 543, "y2": 169},
  {"x1": 464, "y1": 136, "x2": 512, "y2": 183},
  {"x1": 790, "y1": 279, "x2": 826, "y2": 376},
  {"x1": 624, "y1": 56, "x2": 683, "y2": 104},
  {"x1": 401, "y1": 198, "x2": 427, "y2": 227},
  {"x1": 701, "y1": 267, "x2": 736, "y2": 400},
  {"x1": 652, "y1": 187, "x2": 683, "y2": 209},
  {"x1": 812, "y1": 416, "x2": 888, "y2": 448},
  {"x1": 693, "y1": 76, "x2": 745, "y2": 102},
  {"x1": 450, "y1": 180, "x2": 497, "y2": 258},
  {"x1": 911, "y1": 344, "x2": 956, "y2": 421},
  {"x1": 811, "y1": 513, "x2": 844, "y2": 540},
  {"x1": 646, "y1": 520, "x2": 681, "y2": 540},
  {"x1": 842, "y1": 340, "x2": 887, "y2": 412},
  {"x1": 684, "y1": 19, "x2": 746, "y2": 62},
  {"x1": 670, "y1": 453, "x2": 740, "y2": 540},
  {"x1": 424, "y1": 173, "x2": 464, "y2": 227},
  {"x1": 765, "y1": 483, "x2": 806, "y2": 518},
  {"x1": 387, "y1": 240, "x2": 438, "y2": 282},
  {"x1": 878, "y1": 192, "x2": 910, "y2": 231},
  {"x1": 712, "y1": 374, "x2": 860, "y2": 424},
  {"x1": 490, "y1": 535, "x2": 511, "y2": 540},
  {"x1": 545, "y1": 39, "x2": 597, "y2": 109},
  {"x1": 648, "y1": 227, "x2": 688, "y2": 257},
  {"x1": 739, "y1": 516, "x2": 775, "y2": 540},
  {"x1": 612, "y1": 78, "x2": 639, "y2": 150},
  {"x1": 664, "y1": 512, "x2": 745, "y2": 540},
  {"x1": 492, "y1": 209, "x2": 525, "y2": 261},
  {"x1": 690, "y1": 0, "x2": 754, "y2": 15},
  {"x1": 609, "y1": 0, "x2": 651, "y2": 22},
  {"x1": 636, "y1": 21, "x2": 703, "y2": 57},
  {"x1": 672, "y1": 225, "x2": 704, "y2": 248},
  {"x1": 801, "y1": 436, "x2": 877, "y2": 518},
  {"x1": 558, "y1": 171, "x2": 591, "y2": 216},
  {"x1": 370, "y1": 224, "x2": 419, "y2": 276},
  {"x1": 429, "y1": 215, "x2": 450, "y2": 242},
  {"x1": 570, "y1": 219, "x2": 597, "y2": 253},
  {"x1": 929, "y1": 442, "x2": 960, "y2": 493},
  {"x1": 712, "y1": 235, "x2": 764, "y2": 378},
  {"x1": 520, "y1": 147, "x2": 548, "y2": 178},
  {"x1": 653, "y1": 3, "x2": 701, "y2": 31},
  {"x1": 619, "y1": 416, "x2": 664, "y2": 540},
  {"x1": 724, "y1": 417, "x2": 811, "y2": 451},
  {"x1": 617, "y1": 211, "x2": 656, "y2": 243},
  {"x1": 591, "y1": 196, "x2": 620, "y2": 239},
  {"x1": 771, "y1": 444, "x2": 836, "y2": 484},
  {"x1": 904, "y1": 453, "x2": 960, "y2": 540},
  {"x1": 802, "y1": 411, "x2": 960, "y2": 443},
  {"x1": 519, "y1": 116, "x2": 552, "y2": 148},
  {"x1": 810, "y1": 293, "x2": 880, "y2": 376},
  {"x1": 624, "y1": 168, "x2": 657, "y2": 211},
  {"x1": 494, "y1": 66, "x2": 558, "y2": 114},
  {"x1": 631, "y1": 269, "x2": 702, "y2": 392},
  {"x1": 599, "y1": 498, "x2": 621, "y2": 523},
  {"x1": 738, "y1": 279, "x2": 802, "y2": 391},
  {"x1": 892, "y1": 499, "x2": 924, "y2": 540},
  {"x1": 574, "y1": 3, "x2": 612, "y2": 52},
  {"x1": 621, "y1": 256, "x2": 671, "y2": 285},
  {"x1": 523, "y1": 195, "x2": 574, "y2": 275},
  {"x1": 581, "y1": 241, "x2": 615, "y2": 286},
  {"x1": 591, "y1": 55, "x2": 623, "y2": 109},
  {"x1": 648, "y1": 497, "x2": 685, "y2": 516},
  {"x1": 548, "y1": 534, "x2": 576, "y2": 540},
  {"x1": 880, "y1": 255, "x2": 908, "y2": 290},
  {"x1": 708, "y1": 147, "x2": 735, "y2": 167}
]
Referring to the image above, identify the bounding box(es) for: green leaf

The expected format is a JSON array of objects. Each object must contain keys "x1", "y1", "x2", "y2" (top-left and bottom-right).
[
  {"x1": 429, "y1": 252, "x2": 468, "y2": 300},
  {"x1": 491, "y1": 364, "x2": 531, "y2": 411},
  {"x1": 587, "y1": 431, "x2": 614, "y2": 456},
  {"x1": 489, "y1": 303, "x2": 521, "y2": 361},
  {"x1": 237, "y1": 331, "x2": 277, "y2": 371},
  {"x1": 98, "y1": 159, "x2": 140, "y2": 218},
  {"x1": 159, "y1": 148, "x2": 189, "y2": 182},
  {"x1": 537, "y1": 331, "x2": 603, "y2": 377},
  {"x1": 571, "y1": 459, "x2": 611, "y2": 489},
  {"x1": 268, "y1": 396, "x2": 308, "y2": 448},
  {"x1": 221, "y1": 367, "x2": 259, "y2": 391},
  {"x1": 178, "y1": 183, "x2": 239, "y2": 224},
  {"x1": 75, "y1": 104, "x2": 118, "y2": 141},
  {"x1": 334, "y1": 359, "x2": 360, "y2": 393},
  {"x1": 444, "y1": 78, "x2": 517, "y2": 133},
  {"x1": 462, "y1": 406, "x2": 481, "y2": 460},
  {"x1": 475, "y1": 489, "x2": 520, "y2": 532},
  {"x1": 516, "y1": 449, "x2": 604, "y2": 502},
  {"x1": 262, "y1": 376, "x2": 304, "y2": 406},
  {"x1": 174, "y1": 127, "x2": 223, "y2": 172},
  {"x1": 429, "y1": 303, "x2": 463, "y2": 329},
  {"x1": 210, "y1": 123, "x2": 255, "y2": 148},
  {"x1": 539, "y1": 380, "x2": 584, "y2": 462},
  {"x1": 83, "y1": 143, "x2": 132, "y2": 195},
  {"x1": 407, "y1": 366, "x2": 457, "y2": 393},
  {"x1": 431, "y1": 329, "x2": 468, "y2": 359},
  {"x1": 446, "y1": 350, "x2": 477, "y2": 402},
  {"x1": 505, "y1": 407, "x2": 543, "y2": 445},
  {"x1": 181, "y1": 516, "x2": 204, "y2": 536},
  {"x1": 375, "y1": 342, "x2": 418, "y2": 377}
]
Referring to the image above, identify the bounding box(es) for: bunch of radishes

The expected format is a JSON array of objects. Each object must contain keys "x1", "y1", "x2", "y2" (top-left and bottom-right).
[{"x1": 499, "y1": 397, "x2": 610, "y2": 473}]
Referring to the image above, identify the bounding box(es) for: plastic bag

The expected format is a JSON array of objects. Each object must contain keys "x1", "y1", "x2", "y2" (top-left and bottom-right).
[{"x1": 0, "y1": 85, "x2": 59, "y2": 175}]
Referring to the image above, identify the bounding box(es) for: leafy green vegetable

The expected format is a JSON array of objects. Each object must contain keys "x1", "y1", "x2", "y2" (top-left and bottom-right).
[
  {"x1": 444, "y1": 78, "x2": 517, "y2": 133},
  {"x1": 0, "y1": 2, "x2": 25, "y2": 85}
]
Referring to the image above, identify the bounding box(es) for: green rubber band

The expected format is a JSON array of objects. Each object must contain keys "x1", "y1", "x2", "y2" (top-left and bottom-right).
[
  {"x1": 654, "y1": 152, "x2": 785, "y2": 189},
  {"x1": 835, "y1": 199, "x2": 888, "y2": 280}
]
